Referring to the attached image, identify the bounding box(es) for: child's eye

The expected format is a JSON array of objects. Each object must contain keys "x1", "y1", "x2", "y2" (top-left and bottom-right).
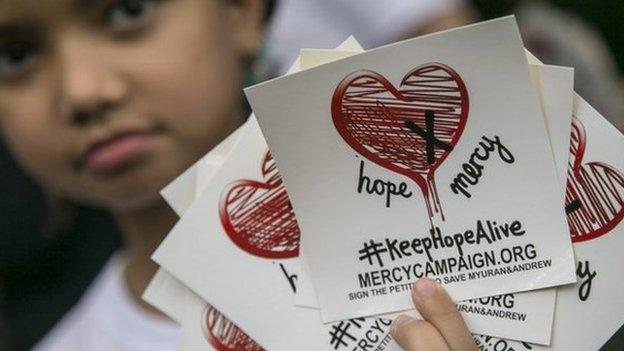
[
  {"x1": 0, "y1": 41, "x2": 36, "y2": 78},
  {"x1": 106, "y1": 0, "x2": 156, "y2": 32}
]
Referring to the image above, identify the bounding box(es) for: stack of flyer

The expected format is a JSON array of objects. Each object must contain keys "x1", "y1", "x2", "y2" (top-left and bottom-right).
[{"x1": 143, "y1": 16, "x2": 624, "y2": 351}]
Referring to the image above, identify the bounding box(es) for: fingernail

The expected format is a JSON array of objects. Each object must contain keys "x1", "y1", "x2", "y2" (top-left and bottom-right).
[
  {"x1": 390, "y1": 314, "x2": 413, "y2": 335},
  {"x1": 414, "y1": 277, "x2": 437, "y2": 298}
]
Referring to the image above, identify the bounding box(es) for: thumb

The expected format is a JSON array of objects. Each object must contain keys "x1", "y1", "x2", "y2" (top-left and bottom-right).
[
  {"x1": 410, "y1": 278, "x2": 476, "y2": 351},
  {"x1": 390, "y1": 314, "x2": 450, "y2": 351}
]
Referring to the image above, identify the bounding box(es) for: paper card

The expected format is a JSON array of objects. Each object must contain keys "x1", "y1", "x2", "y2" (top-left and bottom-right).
[
  {"x1": 143, "y1": 268, "x2": 188, "y2": 324},
  {"x1": 245, "y1": 16, "x2": 577, "y2": 323},
  {"x1": 528, "y1": 65, "x2": 574, "y2": 197},
  {"x1": 293, "y1": 45, "x2": 573, "y2": 344},
  {"x1": 143, "y1": 124, "x2": 247, "y2": 322},
  {"x1": 180, "y1": 289, "x2": 394, "y2": 351},
  {"x1": 473, "y1": 95, "x2": 624, "y2": 350},
  {"x1": 159, "y1": 159, "x2": 199, "y2": 217},
  {"x1": 146, "y1": 282, "x2": 267, "y2": 351},
  {"x1": 180, "y1": 290, "x2": 269, "y2": 351}
]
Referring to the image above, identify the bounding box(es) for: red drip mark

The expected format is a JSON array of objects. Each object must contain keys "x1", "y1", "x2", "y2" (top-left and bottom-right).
[
  {"x1": 202, "y1": 304, "x2": 265, "y2": 351},
  {"x1": 219, "y1": 150, "x2": 300, "y2": 259},
  {"x1": 565, "y1": 118, "x2": 624, "y2": 243},
  {"x1": 331, "y1": 63, "x2": 469, "y2": 227}
]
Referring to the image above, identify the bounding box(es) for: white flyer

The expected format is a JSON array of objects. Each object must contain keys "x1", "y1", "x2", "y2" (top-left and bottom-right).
[
  {"x1": 474, "y1": 95, "x2": 624, "y2": 350},
  {"x1": 143, "y1": 123, "x2": 248, "y2": 323},
  {"x1": 292, "y1": 48, "x2": 574, "y2": 344},
  {"x1": 245, "y1": 16, "x2": 577, "y2": 322}
]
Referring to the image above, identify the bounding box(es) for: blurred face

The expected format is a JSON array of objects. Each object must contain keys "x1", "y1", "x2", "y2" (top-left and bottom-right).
[{"x1": 0, "y1": 0, "x2": 264, "y2": 212}]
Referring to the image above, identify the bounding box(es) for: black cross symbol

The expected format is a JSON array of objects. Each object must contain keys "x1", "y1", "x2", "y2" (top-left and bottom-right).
[
  {"x1": 565, "y1": 199, "x2": 582, "y2": 215},
  {"x1": 404, "y1": 110, "x2": 453, "y2": 164}
]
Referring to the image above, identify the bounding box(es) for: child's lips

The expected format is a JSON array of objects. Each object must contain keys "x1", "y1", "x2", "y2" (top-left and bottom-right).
[{"x1": 79, "y1": 130, "x2": 158, "y2": 174}]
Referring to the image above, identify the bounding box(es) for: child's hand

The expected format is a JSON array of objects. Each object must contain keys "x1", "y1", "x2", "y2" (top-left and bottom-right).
[{"x1": 390, "y1": 278, "x2": 477, "y2": 351}]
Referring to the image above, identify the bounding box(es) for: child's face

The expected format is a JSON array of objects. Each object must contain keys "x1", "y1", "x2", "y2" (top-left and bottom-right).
[{"x1": 0, "y1": 0, "x2": 264, "y2": 212}]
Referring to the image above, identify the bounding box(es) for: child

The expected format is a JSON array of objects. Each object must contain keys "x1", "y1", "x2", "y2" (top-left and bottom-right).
[
  {"x1": 0, "y1": 0, "x2": 268, "y2": 349},
  {"x1": 0, "y1": 0, "x2": 476, "y2": 350}
]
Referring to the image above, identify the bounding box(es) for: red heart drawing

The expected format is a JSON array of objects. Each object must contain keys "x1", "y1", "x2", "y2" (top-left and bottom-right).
[
  {"x1": 565, "y1": 117, "x2": 624, "y2": 243},
  {"x1": 331, "y1": 63, "x2": 469, "y2": 224},
  {"x1": 219, "y1": 150, "x2": 300, "y2": 259},
  {"x1": 202, "y1": 304, "x2": 265, "y2": 351}
]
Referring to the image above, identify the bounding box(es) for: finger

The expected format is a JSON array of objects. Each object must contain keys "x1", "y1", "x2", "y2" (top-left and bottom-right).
[
  {"x1": 390, "y1": 314, "x2": 450, "y2": 351},
  {"x1": 411, "y1": 278, "x2": 477, "y2": 351}
]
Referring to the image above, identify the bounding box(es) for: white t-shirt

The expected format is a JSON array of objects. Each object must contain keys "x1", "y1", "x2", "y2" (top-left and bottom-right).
[{"x1": 33, "y1": 254, "x2": 180, "y2": 351}]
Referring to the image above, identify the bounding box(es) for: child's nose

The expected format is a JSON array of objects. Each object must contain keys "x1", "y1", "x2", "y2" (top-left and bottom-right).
[{"x1": 56, "y1": 35, "x2": 128, "y2": 125}]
